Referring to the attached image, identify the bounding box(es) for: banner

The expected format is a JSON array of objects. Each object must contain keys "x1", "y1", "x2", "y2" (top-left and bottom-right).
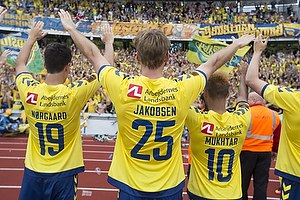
[
  {"x1": 0, "y1": 32, "x2": 44, "y2": 73},
  {"x1": 283, "y1": 23, "x2": 300, "y2": 37},
  {"x1": 198, "y1": 23, "x2": 284, "y2": 40},
  {"x1": 186, "y1": 35, "x2": 250, "y2": 73},
  {"x1": 0, "y1": 14, "x2": 32, "y2": 29},
  {"x1": 0, "y1": 14, "x2": 300, "y2": 40}
]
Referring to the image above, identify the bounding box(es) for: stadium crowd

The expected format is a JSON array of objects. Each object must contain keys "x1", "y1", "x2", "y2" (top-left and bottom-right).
[
  {"x1": 1, "y1": 0, "x2": 300, "y2": 113},
  {"x1": 1, "y1": 42, "x2": 300, "y2": 113},
  {"x1": 2, "y1": 0, "x2": 299, "y2": 25}
]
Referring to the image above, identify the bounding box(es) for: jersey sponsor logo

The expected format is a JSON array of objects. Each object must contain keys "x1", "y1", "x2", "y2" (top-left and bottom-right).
[
  {"x1": 84, "y1": 74, "x2": 96, "y2": 82},
  {"x1": 191, "y1": 71, "x2": 199, "y2": 76},
  {"x1": 201, "y1": 122, "x2": 214, "y2": 135},
  {"x1": 238, "y1": 102, "x2": 250, "y2": 109},
  {"x1": 26, "y1": 92, "x2": 38, "y2": 105},
  {"x1": 127, "y1": 84, "x2": 142, "y2": 99}
]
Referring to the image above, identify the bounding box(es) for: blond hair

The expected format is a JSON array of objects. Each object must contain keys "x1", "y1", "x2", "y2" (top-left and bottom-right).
[{"x1": 133, "y1": 29, "x2": 170, "y2": 70}]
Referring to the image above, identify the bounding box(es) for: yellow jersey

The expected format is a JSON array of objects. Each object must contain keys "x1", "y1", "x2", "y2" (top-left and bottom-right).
[
  {"x1": 262, "y1": 84, "x2": 300, "y2": 182},
  {"x1": 16, "y1": 72, "x2": 101, "y2": 177},
  {"x1": 185, "y1": 102, "x2": 251, "y2": 199},
  {"x1": 98, "y1": 65, "x2": 207, "y2": 197}
]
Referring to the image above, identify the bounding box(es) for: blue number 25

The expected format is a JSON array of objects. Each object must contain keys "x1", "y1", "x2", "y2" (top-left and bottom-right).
[
  {"x1": 35, "y1": 122, "x2": 64, "y2": 156},
  {"x1": 131, "y1": 119, "x2": 175, "y2": 161}
]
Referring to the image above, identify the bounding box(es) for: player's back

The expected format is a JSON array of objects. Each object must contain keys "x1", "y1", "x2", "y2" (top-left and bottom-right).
[
  {"x1": 100, "y1": 66, "x2": 207, "y2": 197},
  {"x1": 263, "y1": 84, "x2": 300, "y2": 182},
  {"x1": 16, "y1": 72, "x2": 101, "y2": 176},
  {"x1": 185, "y1": 102, "x2": 251, "y2": 199}
]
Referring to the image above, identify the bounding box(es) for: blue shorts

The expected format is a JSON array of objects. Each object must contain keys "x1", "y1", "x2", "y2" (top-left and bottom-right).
[
  {"x1": 118, "y1": 189, "x2": 183, "y2": 200},
  {"x1": 280, "y1": 177, "x2": 300, "y2": 200},
  {"x1": 19, "y1": 173, "x2": 78, "y2": 200}
]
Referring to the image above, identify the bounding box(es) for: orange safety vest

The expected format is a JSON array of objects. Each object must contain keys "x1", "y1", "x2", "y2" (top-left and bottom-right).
[
  {"x1": 188, "y1": 145, "x2": 191, "y2": 164},
  {"x1": 242, "y1": 104, "x2": 281, "y2": 152}
]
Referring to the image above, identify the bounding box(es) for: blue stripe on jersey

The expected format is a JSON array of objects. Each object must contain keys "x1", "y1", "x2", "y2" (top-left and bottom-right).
[
  {"x1": 15, "y1": 72, "x2": 31, "y2": 80},
  {"x1": 97, "y1": 65, "x2": 111, "y2": 81},
  {"x1": 194, "y1": 70, "x2": 207, "y2": 86},
  {"x1": 275, "y1": 169, "x2": 300, "y2": 183},
  {"x1": 236, "y1": 101, "x2": 249, "y2": 105},
  {"x1": 24, "y1": 166, "x2": 84, "y2": 179},
  {"x1": 187, "y1": 190, "x2": 242, "y2": 200},
  {"x1": 261, "y1": 83, "x2": 270, "y2": 97},
  {"x1": 108, "y1": 176, "x2": 185, "y2": 198}
]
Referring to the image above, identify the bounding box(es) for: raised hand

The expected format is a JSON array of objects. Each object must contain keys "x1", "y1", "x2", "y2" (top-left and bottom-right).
[
  {"x1": 0, "y1": 49, "x2": 11, "y2": 66},
  {"x1": 29, "y1": 21, "x2": 48, "y2": 41},
  {"x1": 231, "y1": 34, "x2": 255, "y2": 48},
  {"x1": 100, "y1": 24, "x2": 114, "y2": 45},
  {"x1": 237, "y1": 60, "x2": 248, "y2": 76},
  {"x1": 254, "y1": 34, "x2": 269, "y2": 53},
  {"x1": 58, "y1": 9, "x2": 76, "y2": 31},
  {"x1": 0, "y1": 6, "x2": 7, "y2": 22}
]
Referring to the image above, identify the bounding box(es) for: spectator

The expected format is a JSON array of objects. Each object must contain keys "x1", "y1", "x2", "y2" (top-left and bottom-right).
[
  {"x1": 241, "y1": 92, "x2": 281, "y2": 200},
  {"x1": 82, "y1": 97, "x2": 97, "y2": 113}
]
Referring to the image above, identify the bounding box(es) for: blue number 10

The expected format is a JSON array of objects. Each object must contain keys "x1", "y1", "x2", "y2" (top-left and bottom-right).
[
  {"x1": 35, "y1": 122, "x2": 64, "y2": 156},
  {"x1": 205, "y1": 148, "x2": 234, "y2": 182},
  {"x1": 131, "y1": 119, "x2": 175, "y2": 161}
]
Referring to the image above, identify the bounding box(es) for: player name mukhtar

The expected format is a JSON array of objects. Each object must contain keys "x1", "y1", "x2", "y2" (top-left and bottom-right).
[{"x1": 205, "y1": 137, "x2": 239, "y2": 146}]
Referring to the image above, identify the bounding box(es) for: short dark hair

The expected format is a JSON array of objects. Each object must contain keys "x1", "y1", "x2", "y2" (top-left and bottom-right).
[
  {"x1": 44, "y1": 43, "x2": 72, "y2": 74},
  {"x1": 206, "y1": 70, "x2": 229, "y2": 99}
]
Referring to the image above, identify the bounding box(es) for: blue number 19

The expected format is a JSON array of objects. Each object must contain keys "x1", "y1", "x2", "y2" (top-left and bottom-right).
[
  {"x1": 131, "y1": 119, "x2": 175, "y2": 161},
  {"x1": 36, "y1": 122, "x2": 64, "y2": 156}
]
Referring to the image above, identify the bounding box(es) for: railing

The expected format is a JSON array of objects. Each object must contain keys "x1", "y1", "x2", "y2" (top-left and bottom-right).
[{"x1": 10, "y1": 110, "x2": 118, "y2": 136}]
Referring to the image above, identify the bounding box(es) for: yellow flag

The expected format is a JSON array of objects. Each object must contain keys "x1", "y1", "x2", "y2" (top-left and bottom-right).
[{"x1": 187, "y1": 35, "x2": 251, "y2": 73}]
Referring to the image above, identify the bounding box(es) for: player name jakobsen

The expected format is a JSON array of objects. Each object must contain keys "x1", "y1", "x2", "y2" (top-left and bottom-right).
[{"x1": 133, "y1": 105, "x2": 176, "y2": 116}]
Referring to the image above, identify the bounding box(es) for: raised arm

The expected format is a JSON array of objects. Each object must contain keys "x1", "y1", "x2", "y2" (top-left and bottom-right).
[
  {"x1": 15, "y1": 21, "x2": 47, "y2": 75},
  {"x1": 236, "y1": 61, "x2": 248, "y2": 103},
  {"x1": 245, "y1": 34, "x2": 269, "y2": 95},
  {"x1": 0, "y1": 6, "x2": 7, "y2": 22},
  {"x1": 58, "y1": 9, "x2": 110, "y2": 73},
  {"x1": 198, "y1": 34, "x2": 255, "y2": 79},
  {"x1": 101, "y1": 24, "x2": 114, "y2": 66}
]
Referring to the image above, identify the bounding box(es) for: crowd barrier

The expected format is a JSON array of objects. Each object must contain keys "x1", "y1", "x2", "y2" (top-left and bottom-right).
[{"x1": 10, "y1": 110, "x2": 118, "y2": 136}]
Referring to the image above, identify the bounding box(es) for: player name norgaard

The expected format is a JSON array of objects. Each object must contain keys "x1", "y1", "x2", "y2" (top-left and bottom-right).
[
  {"x1": 205, "y1": 136, "x2": 238, "y2": 146},
  {"x1": 133, "y1": 105, "x2": 176, "y2": 116},
  {"x1": 31, "y1": 111, "x2": 67, "y2": 120}
]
